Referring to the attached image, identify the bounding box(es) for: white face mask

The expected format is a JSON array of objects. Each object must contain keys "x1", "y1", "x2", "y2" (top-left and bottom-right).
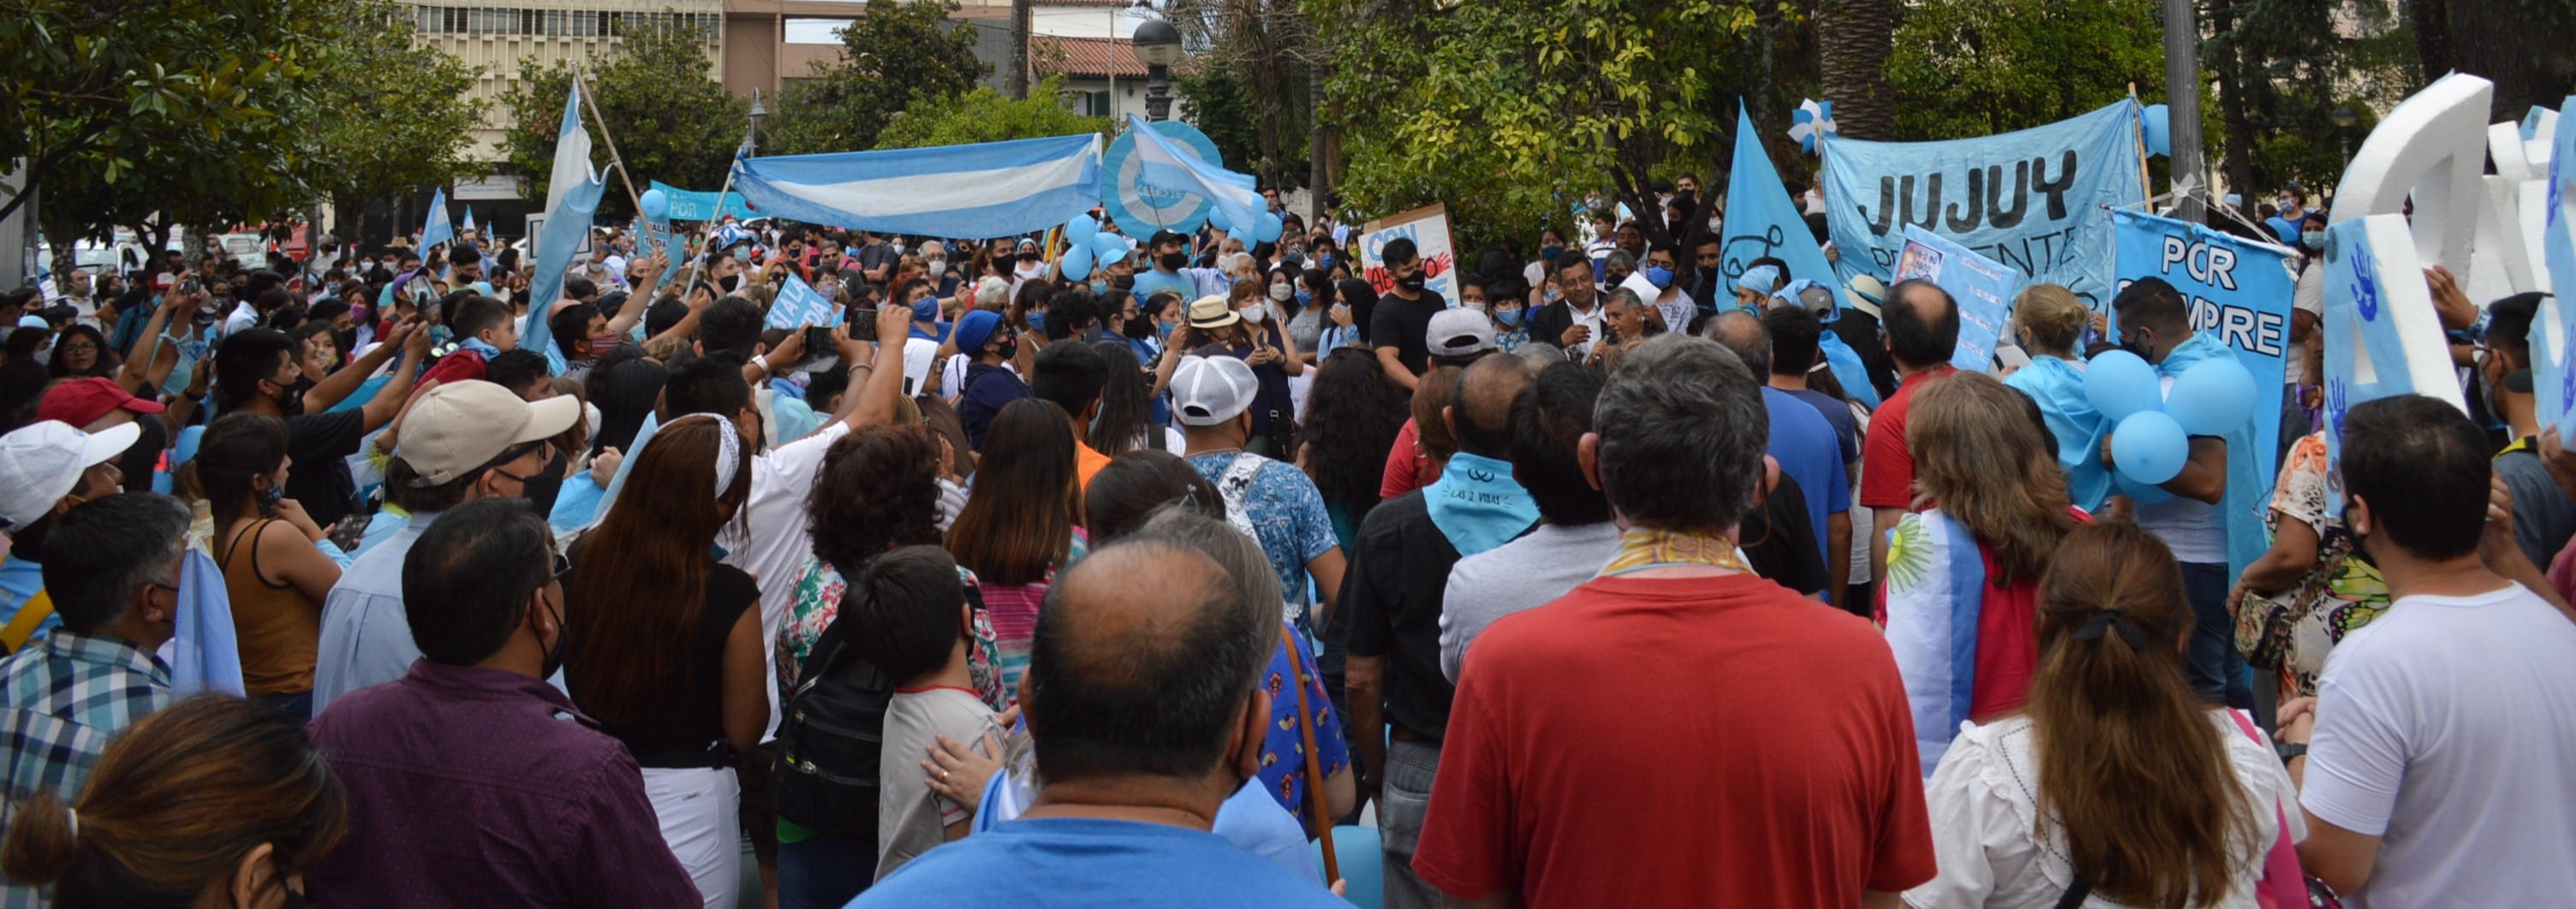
[
  {"x1": 926, "y1": 258, "x2": 948, "y2": 277},
  {"x1": 1239, "y1": 305, "x2": 1269, "y2": 324},
  {"x1": 1268, "y1": 282, "x2": 1293, "y2": 301}
]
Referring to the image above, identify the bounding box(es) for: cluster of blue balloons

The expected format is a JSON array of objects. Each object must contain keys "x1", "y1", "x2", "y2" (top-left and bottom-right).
[
  {"x1": 1210, "y1": 205, "x2": 1285, "y2": 244},
  {"x1": 1057, "y1": 216, "x2": 1136, "y2": 281},
  {"x1": 2083, "y1": 349, "x2": 2257, "y2": 502}
]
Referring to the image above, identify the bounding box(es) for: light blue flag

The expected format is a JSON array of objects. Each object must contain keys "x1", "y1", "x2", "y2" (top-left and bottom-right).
[
  {"x1": 170, "y1": 549, "x2": 245, "y2": 697},
  {"x1": 420, "y1": 187, "x2": 455, "y2": 251},
  {"x1": 1823, "y1": 100, "x2": 2145, "y2": 315},
  {"x1": 1723, "y1": 102, "x2": 1844, "y2": 307},
  {"x1": 767, "y1": 274, "x2": 839, "y2": 330},
  {"x1": 462, "y1": 206, "x2": 476, "y2": 234},
  {"x1": 523, "y1": 81, "x2": 603, "y2": 376},
  {"x1": 731, "y1": 134, "x2": 1101, "y2": 239},
  {"x1": 1124, "y1": 114, "x2": 1261, "y2": 240},
  {"x1": 2538, "y1": 97, "x2": 2576, "y2": 430},
  {"x1": 2110, "y1": 208, "x2": 2296, "y2": 493},
  {"x1": 1881, "y1": 508, "x2": 1986, "y2": 775}
]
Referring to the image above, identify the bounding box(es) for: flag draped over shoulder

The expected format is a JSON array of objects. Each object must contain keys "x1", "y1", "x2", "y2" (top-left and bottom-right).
[{"x1": 1881, "y1": 508, "x2": 1985, "y2": 776}]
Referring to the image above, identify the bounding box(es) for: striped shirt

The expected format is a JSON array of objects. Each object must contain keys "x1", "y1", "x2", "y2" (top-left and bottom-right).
[{"x1": 0, "y1": 631, "x2": 172, "y2": 908}]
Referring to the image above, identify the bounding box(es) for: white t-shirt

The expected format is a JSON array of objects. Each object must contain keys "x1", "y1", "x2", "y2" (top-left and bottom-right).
[
  {"x1": 1906, "y1": 712, "x2": 2300, "y2": 909},
  {"x1": 718, "y1": 419, "x2": 852, "y2": 739},
  {"x1": 2301, "y1": 583, "x2": 2576, "y2": 908},
  {"x1": 2134, "y1": 373, "x2": 2227, "y2": 563}
]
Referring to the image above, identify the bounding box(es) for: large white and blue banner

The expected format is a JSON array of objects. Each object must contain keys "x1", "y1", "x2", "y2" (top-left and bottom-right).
[
  {"x1": 2540, "y1": 96, "x2": 2576, "y2": 429},
  {"x1": 1824, "y1": 101, "x2": 2145, "y2": 314},
  {"x1": 2321, "y1": 215, "x2": 2467, "y2": 508},
  {"x1": 2113, "y1": 209, "x2": 2297, "y2": 487},
  {"x1": 524, "y1": 81, "x2": 603, "y2": 374},
  {"x1": 1122, "y1": 114, "x2": 1261, "y2": 241},
  {"x1": 730, "y1": 134, "x2": 1101, "y2": 240},
  {"x1": 1720, "y1": 102, "x2": 1840, "y2": 306}
]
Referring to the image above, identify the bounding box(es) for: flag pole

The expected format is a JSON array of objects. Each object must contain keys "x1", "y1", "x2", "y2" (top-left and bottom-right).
[{"x1": 575, "y1": 72, "x2": 645, "y2": 215}]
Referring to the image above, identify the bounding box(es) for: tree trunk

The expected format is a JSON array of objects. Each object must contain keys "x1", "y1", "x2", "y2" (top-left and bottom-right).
[
  {"x1": 1815, "y1": 0, "x2": 1899, "y2": 140},
  {"x1": 2207, "y1": 0, "x2": 2257, "y2": 197},
  {"x1": 1006, "y1": 0, "x2": 1031, "y2": 99},
  {"x1": 2441, "y1": 0, "x2": 2576, "y2": 122},
  {"x1": 2412, "y1": 0, "x2": 2451, "y2": 88},
  {"x1": 1309, "y1": 46, "x2": 1329, "y2": 223}
]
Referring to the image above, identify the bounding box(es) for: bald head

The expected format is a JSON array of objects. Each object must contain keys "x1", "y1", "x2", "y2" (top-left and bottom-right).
[
  {"x1": 1885, "y1": 278, "x2": 1959, "y2": 370},
  {"x1": 1451, "y1": 354, "x2": 1533, "y2": 459},
  {"x1": 1704, "y1": 310, "x2": 1768, "y2": 375},
  {"x1": 1028, "y1": 540, "x2": 1267, "y2": 785}
]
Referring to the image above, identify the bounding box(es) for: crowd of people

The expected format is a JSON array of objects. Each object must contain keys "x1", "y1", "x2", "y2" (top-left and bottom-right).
[{"x1": 0, "y1": 176, "x2": 2567, "y2": 909}]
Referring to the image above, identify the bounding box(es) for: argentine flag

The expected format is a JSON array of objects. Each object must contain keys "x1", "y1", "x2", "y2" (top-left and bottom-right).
[
  {"x1": 1123, "y1": 113, "x2": 1261, "y2": 241},
  {"x1": 730, "y1": 133, "x2": 1101, "y2": 239},
  {"x1": 420, "y1": 187, "x2": 455, "y2": 251},
  {"x1": 523, "y1": 80, "x2": 604, "y2": 375},
  {"x1": 1881, "y1": 508, "x2": 1988, "y2": 776}
]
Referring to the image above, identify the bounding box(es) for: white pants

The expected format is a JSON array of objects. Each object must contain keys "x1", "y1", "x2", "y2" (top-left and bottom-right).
[{"x1": 641, "y1": 765, "x2": 741, "y2": 909}]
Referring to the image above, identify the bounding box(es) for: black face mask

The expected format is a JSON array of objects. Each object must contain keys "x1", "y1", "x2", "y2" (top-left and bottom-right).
[
  {"x1": 2118, "y1": 334, "x2": 2151, "y2": 362},
  {"x1": 1158, "y1": 252, "x2": 1187, "y2": 271},
  {"x1": 540, "y1": 593, "x2": 569, "y2": 679},
  {"x1": 1112, "y1": 274, "x2": 1136, "y2": 290},
  {"x1": 1397, "y1": 274, "x2": 1428, "y2": 294},
  {"x1": 520, "y1": 448, "x2": 567, "y2": 518},
  {"x1": 275, "y1": 379, "x2": 308, "y2": 418},
  {"x1": 1123, "y1": 317, "x2": 1155, "y2": 340},
  {"x1": 995, "y1": 338, "x2": 1019, "y2": 361}
]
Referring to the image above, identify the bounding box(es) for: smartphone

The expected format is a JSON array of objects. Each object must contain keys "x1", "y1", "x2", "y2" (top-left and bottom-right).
[{"x1": 848, "y1": 307, "x2": 880, "y2": 342}]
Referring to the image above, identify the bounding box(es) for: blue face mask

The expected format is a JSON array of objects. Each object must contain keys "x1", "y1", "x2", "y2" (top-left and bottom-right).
[
  {"x1": 1295, "y1": 289, "x2": 1312, "y2": 306},
  {"x1": 1643, "y1": 265, "x2": 1674, "y2": 289},
  {"x1": 1494, "y1": 307, "x2": 1525, "y2": 327},
  {"x1": 1156, "y1": 322, "x2": 1175, "y2": 341},
  {"x1": 1027, "y1": 311, "x2": 1047, "y2": 332},
  {"x1": 1090, "y1": 280, "x2": 1109, "y2": 294},
  {"x1": 1319, "y1": 253, "x2": 1338, "y2": 271},
  {"x1": 911, "y1": 297, "x2": 940, "y2": 322}
]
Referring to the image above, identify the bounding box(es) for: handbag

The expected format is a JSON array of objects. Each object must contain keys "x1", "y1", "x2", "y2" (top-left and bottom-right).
[{"x1": 1282, "y1": 625, "x2": 1339, "y2": 884}]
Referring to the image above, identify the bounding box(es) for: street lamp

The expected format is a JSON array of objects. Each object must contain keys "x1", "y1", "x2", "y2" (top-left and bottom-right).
[
  {"x1": 746, "y1": 88, "x2": 769, "y2": 157},
  {"x1": 2330, "y1": 104, "x2": 2357, "y2": 165},
  {"x1": 1131, "y1": 19, "x2": 1182, "y2": 122}
]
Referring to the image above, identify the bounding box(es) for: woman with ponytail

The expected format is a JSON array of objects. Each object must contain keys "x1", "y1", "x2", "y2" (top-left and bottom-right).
[
  {"x1": 1905, "y1": 522, "x2": 2303, "y2": 908},
  {"x1": 1, "y1": 694, "x2": 345, "y2": 908}
]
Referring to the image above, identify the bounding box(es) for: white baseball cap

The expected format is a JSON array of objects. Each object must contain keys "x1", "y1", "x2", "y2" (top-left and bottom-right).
[
  {"x1": 395, "y1": 380, "x2": 581, "y2": 487},
  {"x1": 1171, "y1": 355, "x2": 1260, "y2": 426},
  {"x1": 0, "y1": 420, "x2": 140, "y2": 532},
  {"x1": 1426, "y1": 308, "x2": 1497, "y2": 358}
]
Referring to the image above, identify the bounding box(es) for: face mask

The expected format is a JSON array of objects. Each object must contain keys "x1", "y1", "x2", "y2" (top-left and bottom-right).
[
  {"x1": 1156, "y1": 322, "x2": 1176, "y2": 342},
  {"x1": 428, "y1": 324, "x2": 455, "y2": 346},
  {"x1": 1708, "y1": 217, "x2": 1723, "y2": 232},
  {"x1": 2301, "y1": 230, "x2": 2324, "y2": 250},
  {"x1": 1124, "y1": 317, "x2": 1155, "y2": 340},
  {"x1": 1112, "y1": 274, "x2": 1135, "y2": 291},
  {"x1": 259, "y1": 483, "x2": 285, "y2": 513},
  {"x1": 1540, "y1": 245, "x2": 1565, "y2": 263},
  {"x1": 1159, "y1": 252, "x2": 1188, "y2": 271},
  {"x1": 1239, "y1": 305, "x2": 1269, "y2": 324},
  {"x1": 1090, "y1": 279, "x2": 1109, "y2": 294},
  {"x1": 1295, "y1": 289, "x2": 1312, "y2": 306},
  {"x1": 910, "y1": 298, "x2": 939, "y2": 323},
  {"x1": 539, "y1": 595, "x2": 569, "y2": 680},
  {"x1": 891, "y1": 242, "x2": 906, "y2": 255},
  {"x1": 719, "y1": 274, "x2": 741, "y2": 294},
  {"x1": 1027, "y1": 311, "x2": 1047, "y2": 333},
  {"x1": 1644, "y1": 265, "x2": 1674, "y2": 289},
  {"x1": 1397, "y1": 274, "x2": 1427, "y2": 294},
  {"x1": 1268, "y1": 282, "x2": 1293, "y2": 301},
  {"x1": 1494, "y1": 306, "x2": 1525, "y2": 327},
  {"x1": 995, "y1": 337, "x2": 1018, "y2": 360},
  {"x1": 1319, "y1": 253, "x2": 1339, "y2": 271}
]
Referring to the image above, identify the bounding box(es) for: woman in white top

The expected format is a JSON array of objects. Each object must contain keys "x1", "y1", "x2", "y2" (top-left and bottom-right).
[{"x1": 1908, "y1": 521, "x2": 2304, "y2": 909}]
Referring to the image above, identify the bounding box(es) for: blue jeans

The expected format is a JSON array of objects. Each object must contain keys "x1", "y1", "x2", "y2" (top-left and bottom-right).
[
  {"x1": 778, "y1": 829, "x2": 874, "y2": 909},
  {"x1": 2181, "y1": 561, "x2": 2254, "y2": 709}
]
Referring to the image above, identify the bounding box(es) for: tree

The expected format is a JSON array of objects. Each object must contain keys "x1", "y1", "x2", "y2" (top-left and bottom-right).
[
  {"x1": 1305, "y1": 0, "x2": 1762, "y2": 253},
  {"x1": 2418, "y1": 0, "x2": 2575, "y2": 123},
  {"x1": 2203, "y1": 0, "x2": 2411, "y2": 197},
  {"x1": 874, "y1": 76, "x2": 1108, "y2": 149},
  {"x1": 305, "y1": 1, "x2": 484, "y2": 214},
  {"x1": 763, "y1": 0, "x2": 990, "y2": 156},
  {"x1": 0, "y1": 0, "x2": 341, "y2": 227},
  {"x1": 500, "y1": 21, "x2": 744, "y2": 220},
  {"x1": 1813, "y1": 0, "x2": 1899, "y2": 140},
  {"x1": 1171, "y1": 0, "x2": 1323, "y2": 193},
  {"x1": 1178, "y1": 68, "x2": 1311, "y2": 191},
  {"x1": 1884, "y1": 0, "x2": 2171, "y2": 141}
]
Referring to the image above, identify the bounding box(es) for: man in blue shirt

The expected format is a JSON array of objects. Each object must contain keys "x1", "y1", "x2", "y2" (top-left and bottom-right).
[
  {"x1": 856, "y1": 539, "x2": 1345, "y2": 907},
  {"x1": 1129, "y1": 229, "x2": 1228, "y2": 307}
]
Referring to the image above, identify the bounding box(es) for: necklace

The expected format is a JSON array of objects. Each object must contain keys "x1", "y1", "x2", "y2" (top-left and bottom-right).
[{"x1": 1597, "y1": 527, "x2": 1753, "y2": 577}]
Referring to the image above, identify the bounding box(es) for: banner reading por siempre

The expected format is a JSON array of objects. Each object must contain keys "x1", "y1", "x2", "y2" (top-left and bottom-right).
[
  {"x1": 2112, "y1": 208, "x2": 2295, "y2": 489},
  {"x1": 1824, "y1": 101, "x2": 2146, "y2": 316}
]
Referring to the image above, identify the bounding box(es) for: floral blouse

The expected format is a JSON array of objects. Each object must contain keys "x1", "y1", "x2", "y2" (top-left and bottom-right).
[
  {"x1": 2236, "y1": 432, "x2": 2391, "y2": 698},
  {"x1": 774, "y1": 557, "x2": 1010, "y2": 713}
]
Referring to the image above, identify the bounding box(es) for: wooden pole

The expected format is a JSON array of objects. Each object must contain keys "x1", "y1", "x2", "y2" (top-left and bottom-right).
[{"x1": 575, "y1": 72, "x2": 645, "y2": 215}]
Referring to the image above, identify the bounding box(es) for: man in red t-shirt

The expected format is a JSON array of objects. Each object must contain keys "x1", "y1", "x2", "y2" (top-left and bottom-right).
[
  {"x1": 1859, "y1": 278, "x2": 1959, "y2": 581},
  {"x1": 1414, "y1": 334, "x2": 1935, "y2": 908}
]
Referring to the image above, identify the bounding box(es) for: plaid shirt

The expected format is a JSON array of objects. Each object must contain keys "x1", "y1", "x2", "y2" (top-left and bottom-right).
[{"x1": 0, "y1": 632, "x2": 170, "y2": 907}]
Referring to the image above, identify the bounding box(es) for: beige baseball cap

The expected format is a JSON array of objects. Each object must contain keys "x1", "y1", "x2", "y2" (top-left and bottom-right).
[{"x1": 396, "y1": 380, "x2": 581, "y2": 487}]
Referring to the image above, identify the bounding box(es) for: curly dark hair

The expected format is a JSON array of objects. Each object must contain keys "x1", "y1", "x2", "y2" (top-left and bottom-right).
[
  {"x1": 805, "y1": 422, "x2": 944, "y2": 576},
  {"x1": 1299, "y1": 347, "x2": 1408, "y2": 510}
]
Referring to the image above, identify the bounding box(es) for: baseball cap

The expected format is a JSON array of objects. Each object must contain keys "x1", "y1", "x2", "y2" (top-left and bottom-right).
[
  {"x1": 15, "y1": 315, "x2": 47, "y2": 330},
  {"x1": 1149, "y1": 229, "x2": 1190, "y2": 248},
  {"x1": 0, "y1": 420, "x2": 140, "y2": 532},
  {"x1": 39, "y1": 377, "x2": 167, "y2": 428},
  {"x1": 1185, "y1": 294, "x2": 1240, "y2": 330},
  {"x1": 1426, "y1": 308, "x2": 1497, "y2": 358},
  {"x1": 1170, "y1": 355, "x2": 1259, "y2": 426},
  {"x1": 952, "y1": 310, "x2": 1005, "y2": 355},
  {"x1": 395, "y1": 380, "x2": 581, "y2": 487},
  {"x1": 1845, "y1": 274, "x2": 1889, "y2": 318}
]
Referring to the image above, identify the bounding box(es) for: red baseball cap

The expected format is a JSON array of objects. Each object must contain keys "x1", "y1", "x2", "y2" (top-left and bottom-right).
[{"x1": 38, "y1": 377, "x2": 166, "y2": 429}]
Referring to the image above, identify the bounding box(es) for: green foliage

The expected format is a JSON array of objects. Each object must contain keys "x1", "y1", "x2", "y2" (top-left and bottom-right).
[
  {"x1": 306, "y1": 1, "x2": 484, "y2": 211},
  {"x1": 1178, "y1": 68, "x2": 1309, "y2": 191},
  {"x1": 501, "y1": 21, "x2": 743, "y2": 219},
  {"x1": 874, "y1": 76, "x2": 1106, "y2": 149},
  {"x1": 764, "y1": 0, "x2": 991, "y2": 155},
  {"x1": 2208, "y1": 0, "x2": 2412, "y2": 193},
  {"x1": 1884, "y1": 0, "x2": 2170, "y2": 140},
  {"x1": 1307, "y1": 0, "x2": 1762, "y2": 253},
  {"x1": 0, "y1": 0, "x2": 355, "y2": 234}
]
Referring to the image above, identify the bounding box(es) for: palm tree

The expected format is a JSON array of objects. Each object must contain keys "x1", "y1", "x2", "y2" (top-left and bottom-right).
[{"x1": 1815, "y1": 0, "x2": 1899, "y2": 140}]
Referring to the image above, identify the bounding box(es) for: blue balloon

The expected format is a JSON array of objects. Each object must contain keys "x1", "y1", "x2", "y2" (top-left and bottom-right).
[
  {"x1": 2115, "y1": 470, "x2": 2174, "y2": 505},
  {"x1": 1090, "y1": 231, "x2": 1127, "y2": 262},
  {"x1": 1207, "y1": 205, "x2": 1232, "y2": 233},
  {"x1": 2143, "y1": 104, "x2": 2172, "y2": 157},
  {"x1": 1058, "y1": 244, "x2": 1093, "y2": 281},
  {"x1": 639, "y1": 188, "x2": 669, "y2": 221},
  {"x1": 2165, "y1": 356, "x2": 2258, "y2": 436},
  {"x1": 1064, "y1": 215, "x2": 1097, "y2": 247},
  {"x1": 2112, "y1": 411, "x2": 2190, "y2": 485},
  {"x1": 2084, "y1": 350, "x2": 2163, "y2": 421},
  {"x1": 1254, "y1": 211, "x2": 1285, "y2": 244}
]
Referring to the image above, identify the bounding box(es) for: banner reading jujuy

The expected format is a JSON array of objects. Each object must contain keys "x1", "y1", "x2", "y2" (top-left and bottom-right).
[
  {"x1": 1357, "y1": 204, "x2": 1461, "y2": 310},
  {"x1": 1824, "y1": 100, "x2": 2146, "y2": 317},
  {"x1": 2112, "y1": 208, "x2": 2297, "y2": 498}
]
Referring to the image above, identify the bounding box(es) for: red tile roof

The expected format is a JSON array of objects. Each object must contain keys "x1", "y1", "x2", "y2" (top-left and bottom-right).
[{"x1": 1029, "y1": 35, "x2": 1197, "y2": 79}]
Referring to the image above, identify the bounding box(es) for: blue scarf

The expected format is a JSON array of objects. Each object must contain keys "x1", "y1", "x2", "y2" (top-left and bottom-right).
[
  {"x1": 2005, "y1": 356, "x2": 2110, "y2": 512},
  {"x1": 1816, "y1": 331, "x2": 1881, "y2": 410},
  {"x1": 1423, "y1": 453, "x2": 1539, "y2": 557},
  {"x1": 2154, "y1": 332, "x2": 2269, "y2": 577},
  {"x1": 457, "y1": 336, "x2": 501, "y2": 359}
]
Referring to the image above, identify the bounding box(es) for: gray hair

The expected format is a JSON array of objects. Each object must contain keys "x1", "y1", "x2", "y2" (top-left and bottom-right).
[
  {"x1": 36, "y1": 493, "x2": 191, "y2": 633},
  {"x1": 1605, "y1": 287, "x2": 1647, "y2": 312},
  {"x1": 1603, "y1": 249, "x2": 1637, "y2": 271},
  {"x1": 1592, "y1": 334, "x2": 1768, "y2": 534},
  {"x1": 1513, "y1": 342, "x2": 1566, "y2": 368},
  {"x1": 1134, "y1": 508, "x2": 1285, "y2": 635},
  {"x1": 1702, "y1": 310, "x2": 1769, "y2": 375}
]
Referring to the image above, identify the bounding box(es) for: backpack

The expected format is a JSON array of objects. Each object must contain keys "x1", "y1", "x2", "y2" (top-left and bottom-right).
[{"x1": 774, "y1": 607, "x2": 896, "y2": 842}]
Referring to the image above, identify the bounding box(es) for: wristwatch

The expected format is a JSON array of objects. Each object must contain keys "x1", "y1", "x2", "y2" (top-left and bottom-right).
[{"x1": 2275, "y1": 741, "x2": 2308, "y2": 765}]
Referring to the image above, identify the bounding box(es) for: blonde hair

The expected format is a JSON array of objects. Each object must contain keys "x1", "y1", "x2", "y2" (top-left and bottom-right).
[
  {"x1": 2012, "y1": 283, "x2": 2090, "y2": 355},
  {"x1": 1907, "y1": 371, "x2": 2075, "y2": 583}
]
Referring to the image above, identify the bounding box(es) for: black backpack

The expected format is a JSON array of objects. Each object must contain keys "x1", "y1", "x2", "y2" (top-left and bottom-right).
[{"x1": 774, "y1": 609, "x2": 895, "y2": 842}]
